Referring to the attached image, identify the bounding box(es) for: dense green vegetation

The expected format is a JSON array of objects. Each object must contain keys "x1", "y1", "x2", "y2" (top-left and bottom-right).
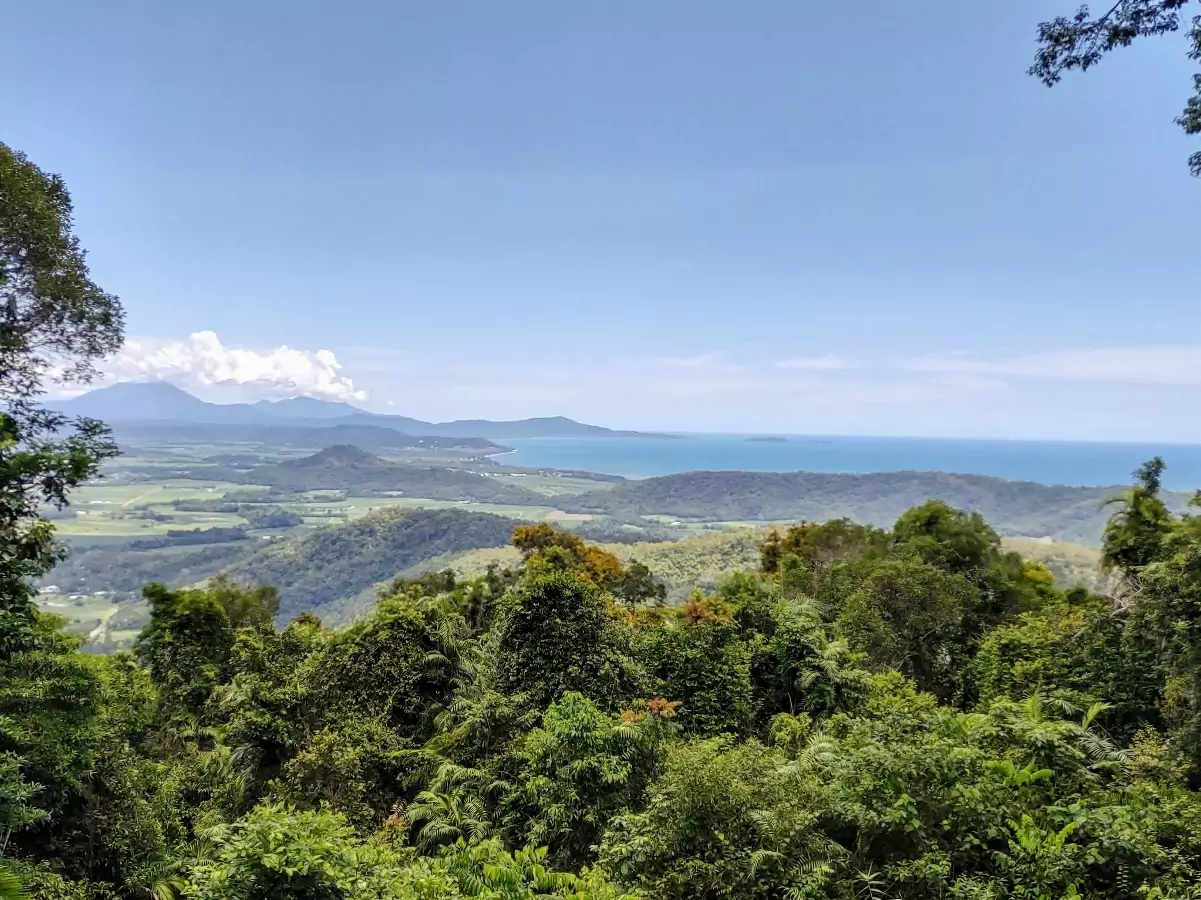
[
  {"x1": 46, "y1": 439, "x2": 1158, "y2": 650},
  {"x1": 46, "y1": 507, "x2": 526, "y2": 636},
  {"x1": 564, "y1": 469, "x2": 1188, "y2": 543},
  {"x1": 44, "y1": 543, "x2": 250, "y2": 603},
  {"x1": 12, "y1": 481, "x2": 1201, "y2": 898},
  {"x1": 413, "y1": 531, "x2": 1115, "y2": 606},
  {"x1": 220, "y1": 507, "x2": 519, "y2": 622},
  {"x1": 50, "y1": 523, "x2": 1104, "y2": 648}
]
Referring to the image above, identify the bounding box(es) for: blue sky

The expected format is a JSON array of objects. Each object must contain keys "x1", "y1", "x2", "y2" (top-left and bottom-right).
[{"x1": 4, "y1": 1, "x2": 1200, "y2": 439}]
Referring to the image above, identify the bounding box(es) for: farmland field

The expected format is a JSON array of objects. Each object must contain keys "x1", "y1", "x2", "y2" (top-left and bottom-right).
[
  {"x1": 42, "y1": 429, "x2": 1120, "y2": 656},
  {"x1": 40, "y1": 434, "x2": 635, "y2": 652}
]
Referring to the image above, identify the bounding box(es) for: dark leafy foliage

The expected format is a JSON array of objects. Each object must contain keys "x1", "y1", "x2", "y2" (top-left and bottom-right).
[
  {"x1": 1031, "y1": 1, "x2": 1201, "y2": 175},
  {"x1": 8, "y1": 474, "x2": 1201, "y2": 899},
  {"x1": 496, "y1": 570, "x2": 621, "y2": 709},
  {"x1": 1, "y1": 143, "x2": 122, "y2": 635}
]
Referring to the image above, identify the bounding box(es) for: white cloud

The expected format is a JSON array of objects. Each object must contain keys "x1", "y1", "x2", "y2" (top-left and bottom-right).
[
  {"x1": 655, "y1": 352, "x2": 743, "y2": 372},
  {"x1": 104, "y1": 331, "x2": 366, "y2": 401},
  {"x1": 906, "y1": 346, "x2": 1201, "y2": 385},
  {"x1": 335, "y1": 345, "x2": 1005, "y2": 428},
  {"x1": 238, "y1": 342, "x2": 1201, "y2": 440},
  {"x1": 773, "y1": 354, "x2": 857, "y2": 371}
]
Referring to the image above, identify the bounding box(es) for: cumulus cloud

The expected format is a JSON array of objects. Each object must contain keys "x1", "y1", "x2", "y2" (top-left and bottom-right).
[
  {"x1": 905, "y1": 346, "x2": 1201, "y2": 385},
  {"x1": 104, "y1": 331, "x2": 366, "y2": 401}
]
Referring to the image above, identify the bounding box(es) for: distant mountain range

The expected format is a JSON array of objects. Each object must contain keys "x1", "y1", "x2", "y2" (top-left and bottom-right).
[
  {"x1": 106, "y1": 422, "x2": 503, "y2": 453},
  {"x1": 53, "y1": 381, "x2": 657, "y2": 439}
]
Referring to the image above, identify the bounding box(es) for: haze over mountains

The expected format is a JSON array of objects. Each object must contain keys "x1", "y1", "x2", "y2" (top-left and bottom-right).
[{"x1": 55, "y1": 381, "x2": 653, "y2": 439}]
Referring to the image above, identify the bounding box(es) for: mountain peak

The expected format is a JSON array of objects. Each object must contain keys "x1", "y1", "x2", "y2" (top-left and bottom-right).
[
  {"x1": 56, "y1": 380, "x2": 210, "y2": 419},
  {"x1": 284, "y1": 444, "x2": 387, "y2": 468},
  {"x1": 107, "y1": 380, "x2": 193, "y2": 396},
  {"x1": 253, "y1": 396, "x2": 363, "y2": 418}
]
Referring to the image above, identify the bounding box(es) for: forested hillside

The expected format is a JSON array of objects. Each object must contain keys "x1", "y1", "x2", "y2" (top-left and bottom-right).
[
  {"x1": 564, "y1": 469, "x2": 1190, "y2": 543},
  {"x1": 47, "y1": 507, "x2": 525, "y2": 623},
  {"x1": 409, "y1": 529, "x2": 1112, "y2": 607},
  {"x1": 402, "y1": 529, "x2": 766, "y2": 606},
  {"x1": 12, "y1": 480, "x2": 1201, "y2": 899},
  {"x1": 220, "y1": 506, "x2": 518, "y2": 621}
]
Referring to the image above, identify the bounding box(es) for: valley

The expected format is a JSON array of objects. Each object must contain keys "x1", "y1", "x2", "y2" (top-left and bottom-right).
[{"x1": 39, "y1": 384, "x2": 1140, "y2": 652}]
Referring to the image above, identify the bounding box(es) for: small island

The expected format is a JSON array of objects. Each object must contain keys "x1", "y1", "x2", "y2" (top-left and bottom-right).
[{"x1": 747, "y1": 435, "x2": 790, "y2": 443}]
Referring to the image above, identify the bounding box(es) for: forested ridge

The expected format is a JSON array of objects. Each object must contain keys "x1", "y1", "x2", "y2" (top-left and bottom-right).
[
  {"x1": 564, "y1": 469, "x2": 1192, "y2": 544},
  {"x1": 219, "y1": 507, "x2": 519, "y2": 622},
  {"x1": 189, "y1": 445, "x2": 551, "y2": 504}
]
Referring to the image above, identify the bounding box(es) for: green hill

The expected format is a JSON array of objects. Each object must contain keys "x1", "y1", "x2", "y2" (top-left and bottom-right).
[
  {"x1": 402, "y1": 528, "x2": 1112, "y2": 610},
  {"x1": 403, "y1": 529, "x2": 765, "y2": 605},
  {"x1": 563, "y1": 470, "x2": 1191, "y2": 544},
  {"x1": 1001, "y1": 536, "x2": 1113, "y2": 594},
  {"x1": 46, "y1": 508, "x2": 521, "y2": 624},
  {"x1": 221, "y1": 506, "x2": 519, "y2": 621},
  {"x1": 211, "y1": 444, "x2": 552, "y2": 503}
]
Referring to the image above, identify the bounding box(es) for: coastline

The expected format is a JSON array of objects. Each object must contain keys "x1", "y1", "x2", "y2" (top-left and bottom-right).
[{"x1": 485, "y1": 434, "x2": 1201, "y2": 490}]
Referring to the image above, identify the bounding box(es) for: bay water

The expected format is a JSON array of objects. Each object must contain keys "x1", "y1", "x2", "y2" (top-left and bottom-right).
[{"x1": 499, "y1": 435, "x2": 1201, "y2": 491}]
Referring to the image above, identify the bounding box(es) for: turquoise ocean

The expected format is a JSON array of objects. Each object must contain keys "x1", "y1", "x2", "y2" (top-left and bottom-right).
[{"x1": 499, "y1": 435, "x2": 1201, "y2": 491}]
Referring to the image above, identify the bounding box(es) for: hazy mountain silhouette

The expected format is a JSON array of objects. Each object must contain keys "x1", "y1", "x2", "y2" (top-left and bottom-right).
[{"x1": 53, "y1": 381, "x2": 659, "y2": 438}]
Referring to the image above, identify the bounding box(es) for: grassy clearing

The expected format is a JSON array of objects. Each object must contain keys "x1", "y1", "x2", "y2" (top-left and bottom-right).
[
  {"x1": 70, "y1": 481, "x2": 261, "y2": 512},
  {"x1": 54, "y1": 509, "x2": 249, "y2": 538},
  {"x1": 37, "y1": 594, "x2": 119, "y2": 640},
  {"x1": 332, "y1": 496, "x2": 560, "y2": 521},
  {"x1": 491, "y1": 473, "x2": 615, "y2": 496},
  {"x1": 54, "y1": 517, "x2": 176, "y2": 538},
  {"x1": 37, "y1": 592, "x2": 150, "y2": 652},
  {"x1": 57, "y1": 481, "x2": 273, "y2": 537}
]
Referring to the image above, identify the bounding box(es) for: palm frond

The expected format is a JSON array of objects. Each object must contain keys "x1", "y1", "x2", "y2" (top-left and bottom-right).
[{"x1": 0, "y1": 867, "x2": 28, "y2": 900}]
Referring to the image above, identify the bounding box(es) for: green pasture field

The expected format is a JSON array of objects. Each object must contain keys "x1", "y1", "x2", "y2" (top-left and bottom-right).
[
  {"x1": 64, "y1": 441, "x2": 619, "y2": 561},
  {"x1": 53, "y1": 517, "x2": 178, "y2": 538},
  {"x1": 290, "y1": 495, "x2": 562, "y2": 522},
  {"x1": 70, "y1": 481, "x2": 260, "y2": 508},
  {"x1": 62, "y1": 533, "x2": 156, "y2": 549},
  {"x1": 56, "y1": 481, "x2": 271, "y2": 537},
  {"x1": 489, "y1": 473, "x2": 615, "y2": 496},
  {"x1": 36, "y1": 593, "x2": 119, "y2": 641},
  {"x1": 61, "y1": 471, "x2": 597, "y2": 542},
  {"x1": 114, "y1": 441, "x2": 295, "y2": 460}
]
